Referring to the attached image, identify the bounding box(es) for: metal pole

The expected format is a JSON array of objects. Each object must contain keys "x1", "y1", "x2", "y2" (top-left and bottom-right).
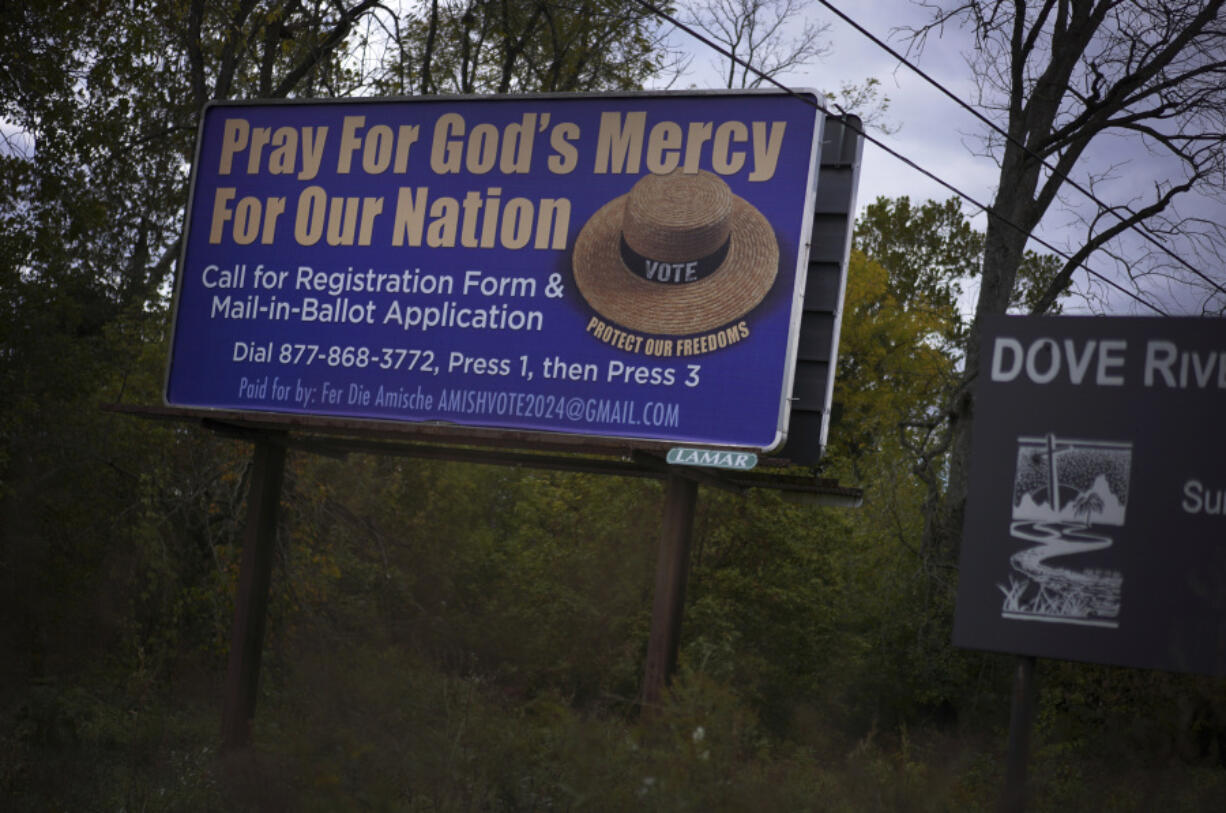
[
  {"x1": 1001, "y1": 655, "x2": 1038, "y2": 813},
  {"x1": 640, "y1": 473, "x2": 699, "y2": 711},
  {"x1": 221, "y1": 433, "x2": 287, "y2": 751}
]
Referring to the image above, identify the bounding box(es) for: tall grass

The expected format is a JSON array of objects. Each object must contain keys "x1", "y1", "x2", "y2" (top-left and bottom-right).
[{"x1": 6, "y1": 639, "x2": 1226, "y2": 811}]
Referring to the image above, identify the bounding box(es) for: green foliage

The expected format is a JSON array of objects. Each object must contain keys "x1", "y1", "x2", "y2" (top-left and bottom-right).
[
  {"x1": 827, "y1": 248, "x2": 957, "y2": 466},
  {"x1": 269, "y1": 458, "x2": 663, "y2": 707},
  {"x1": 683, "y1": 490, "x2": 853, "y2": 734},
  {"x1": 854, "y1": 197, "x2": 981, "y2": 345},
  {"x1": 2, "y1": 683, "x2": 224, "y2": 810},
  {"x1": 205, "y1": 641, "x2": 1001, "y2": 812},
  {"x1": 369, "y1": 0, "x2": 675, "y2": 95},
  {"x1": 447, "y1": 469, "x2": 660, "y2": 703},
  {"x1": 855, "y1": 196, "x2": 1066, "y2": 344}
]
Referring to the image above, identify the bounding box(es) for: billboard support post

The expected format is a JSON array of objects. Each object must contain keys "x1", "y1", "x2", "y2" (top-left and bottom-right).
[
  {"x1": 640, "y1": 473, "x2": 698, "y2": 711},
  {"x1": 1002, "y1": 654, "x2": 1037, "y2": 813},
  {"x1": 221, "y1": 433, "x2": 287, "y2": 751}
]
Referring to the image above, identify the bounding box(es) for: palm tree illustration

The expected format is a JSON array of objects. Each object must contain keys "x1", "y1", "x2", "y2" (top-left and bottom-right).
[{"x1": 1072, "y1": 490, "x2": 1104, "y2": 527}]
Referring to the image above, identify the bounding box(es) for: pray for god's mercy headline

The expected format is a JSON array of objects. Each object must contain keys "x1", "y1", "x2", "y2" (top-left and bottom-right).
[{"x1": 204, "y1": 111, "x2": 790, "y2": 250}]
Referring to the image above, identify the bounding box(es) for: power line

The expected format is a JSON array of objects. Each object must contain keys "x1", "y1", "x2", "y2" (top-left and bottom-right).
[
  {"x1": 814, "y1": 0, "x2": 1226, "y2": 303},
  {"x1": 630, "y1": 0, "x2": 1170, "y2": 316}
]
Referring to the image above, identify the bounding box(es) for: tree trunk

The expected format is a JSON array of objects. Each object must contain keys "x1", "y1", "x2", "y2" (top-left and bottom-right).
[{"x1": 930, "y1": 188, "x2": 1034, "y2": 560}]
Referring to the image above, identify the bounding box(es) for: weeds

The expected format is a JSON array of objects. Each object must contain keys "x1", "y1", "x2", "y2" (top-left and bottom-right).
[{"x1": 5, "y1": 646, "x2": 1225, "y2": 811}]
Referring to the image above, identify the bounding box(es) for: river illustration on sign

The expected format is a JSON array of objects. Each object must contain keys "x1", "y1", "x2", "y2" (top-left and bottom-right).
[{"x1": 999, "y1": 434, "x2": 1133, "y2": 628}]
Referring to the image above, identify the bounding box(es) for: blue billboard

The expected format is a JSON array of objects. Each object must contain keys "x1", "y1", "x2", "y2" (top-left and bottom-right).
[{"x1": 166, "y1": 92, "x2": 823, "y2": 449}]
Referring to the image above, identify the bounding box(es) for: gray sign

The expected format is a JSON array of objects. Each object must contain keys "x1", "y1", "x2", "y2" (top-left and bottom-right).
[{"x1": 953, "y1": 315, "x2": 1226, "y2": 676}]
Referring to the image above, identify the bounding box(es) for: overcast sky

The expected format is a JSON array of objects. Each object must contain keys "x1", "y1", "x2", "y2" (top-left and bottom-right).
[
  {"x1": 661, "y1": 1, "x2": 991, "y2": 211},
  {"x1": 651, "y1": 0, "x2": 1226, "y2": 317}
]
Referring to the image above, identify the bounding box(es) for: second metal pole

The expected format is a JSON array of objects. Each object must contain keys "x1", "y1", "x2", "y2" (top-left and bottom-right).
[
  {"x1": 221, "y1": 433, "x2": 287, "y2": 751},
  {"x1": 640, "y1": 473, "x2": 699, "y2": 711},
  {"x1": 1001, "y1": 654, "x2": 1038, "y2": 812}
]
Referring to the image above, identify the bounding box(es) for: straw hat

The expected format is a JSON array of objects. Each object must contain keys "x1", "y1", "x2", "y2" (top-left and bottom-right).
[{"x1": 572, "y1": 169, "x2": 779, "y2": 335}]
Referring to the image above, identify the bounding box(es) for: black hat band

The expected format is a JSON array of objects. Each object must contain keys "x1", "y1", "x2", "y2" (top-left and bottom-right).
[{"x1": 619, "y1": 233, "x2": 731, "y2": 285}]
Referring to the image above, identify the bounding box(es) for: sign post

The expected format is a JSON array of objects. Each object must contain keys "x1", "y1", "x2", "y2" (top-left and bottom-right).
[
  {"x1": 1002, "y1": 654, "x2": 1037, "y2": 813},
  {"x1": 641, "y1": 473, "x2": 699, "y2": 710},
  {"x1": 221, "y1": 433, "x2": 286, "y2": 751}
]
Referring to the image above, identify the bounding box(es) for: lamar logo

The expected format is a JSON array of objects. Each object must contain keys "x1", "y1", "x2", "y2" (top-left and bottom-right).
[{"x1": 667, "y1": 448, "x2": 757, "y2": 471}]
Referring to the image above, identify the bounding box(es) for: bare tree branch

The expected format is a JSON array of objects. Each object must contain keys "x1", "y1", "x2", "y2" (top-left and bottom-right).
[
  {"x1": 683, "y1": 0, "x2": 831, "y2": 89},
  {"x1": 908, "y1": 0, "x2": 1226, "y2": 561}
]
